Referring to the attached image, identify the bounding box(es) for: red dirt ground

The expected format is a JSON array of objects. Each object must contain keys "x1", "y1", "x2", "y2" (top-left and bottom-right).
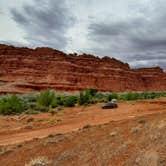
[{"x1": 0, "y1": 98, "x2": 166, "y2": 165}]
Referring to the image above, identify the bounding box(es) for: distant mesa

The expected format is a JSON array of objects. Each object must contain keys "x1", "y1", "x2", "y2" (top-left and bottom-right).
[{"x1": 0, "y1": 44, "x2": 166, "y2": 94}]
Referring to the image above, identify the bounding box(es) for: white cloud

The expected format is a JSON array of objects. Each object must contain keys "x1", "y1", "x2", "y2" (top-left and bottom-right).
[{"x1": 0, "y1": 0, "x2": 166, "y2": 69}]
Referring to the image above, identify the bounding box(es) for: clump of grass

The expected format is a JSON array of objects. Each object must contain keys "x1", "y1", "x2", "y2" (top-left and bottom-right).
[
  {"x1": 49, "y1": 117, "x2": 62, "y2": 125},
  {"x1": 25, "y1": 156, "x2": 51, "y2": 166},
  {"x1": 48, "y1": 109, "x2": 57, "y2": 115},
  {"x1": 0, "y1": 146, "x2": 13, "y2": 155},
  {"x1": 25, "y1": 109, "x2": 39, "y2": 115}
]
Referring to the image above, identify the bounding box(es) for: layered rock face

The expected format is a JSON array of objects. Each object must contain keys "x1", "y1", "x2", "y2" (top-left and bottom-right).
[{"x1": 0, "y1": 44, "x2": 166, "y2": 94}]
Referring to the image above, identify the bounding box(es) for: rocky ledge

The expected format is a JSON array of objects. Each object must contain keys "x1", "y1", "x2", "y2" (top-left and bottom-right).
[{"x1": 0, "y1": 44, "x2": 165, "y2": 93}]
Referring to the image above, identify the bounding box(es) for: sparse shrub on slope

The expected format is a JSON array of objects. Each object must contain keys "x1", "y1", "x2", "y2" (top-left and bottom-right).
[{"x1": 0, "y1": 95, "x2": 24, "y2": 115}]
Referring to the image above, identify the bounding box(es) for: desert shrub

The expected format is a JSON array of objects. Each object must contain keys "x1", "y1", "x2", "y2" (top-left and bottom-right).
[
  {"x1": 24, "y1": 102, "x2": 48, "y2": 112},
  {"x1": 25, "y1": 102, "x2": 37, "y2": 110},
  {"x1": 107, "y1": 93, "x2": 118, "y2": 101},
  {"x1": 89, "y1": 97, "x2": 99, "y2": 104},
  {"x1": 78, "y1": 91, "x2": 91, "y2": 105},
  {"x1": 119, "y1": 92, "x2": 140, "y2": 101},
  {"x1": 55, "y1": 95, "x2": 65, "y2": 106},
  {"x1": 37, "y1": 90, "x2": 56, "y2": 108},
  {"x1": 0, "y1": 95, "x2": 24, "y2": 115},
  {"x1": 79, "y1": 88, "x2": 100, "y2": 105},
  {"x1": 118, "y1": 91, "x2": 166, "y2": 101},
  {"x1": 85, "y1": 88, "x2": 98, "y2": 97},
  {"x1": 19, "y1": 93, "x2": 37, "y2": 103},
  {"x1": 64, "y1": 96, "x2": 77, "y2": 107},
  {"x1": 35, "y1": 104, "x2": 49, "y2": 112},
  {"x1": 141, "y1": 92, "x2": 157, "y2": 99},
  {"x1": 95, "y1": 92, "x2": 108, "y2": 103}
]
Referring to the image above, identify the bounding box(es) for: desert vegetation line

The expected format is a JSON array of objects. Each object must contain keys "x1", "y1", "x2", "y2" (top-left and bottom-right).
[{"x1": 0, "y1": 89, "x2": 166, "y2": 115}]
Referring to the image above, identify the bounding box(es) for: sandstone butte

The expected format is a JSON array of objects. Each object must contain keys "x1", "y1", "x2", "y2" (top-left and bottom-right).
[{"x1": 0, "y1": 44, "x2": 166, "y2": 94}]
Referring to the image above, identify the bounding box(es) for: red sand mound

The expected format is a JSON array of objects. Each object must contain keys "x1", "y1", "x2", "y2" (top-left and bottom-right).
[{"x1": 0, "y1": 44, "x2": 166, "y2": 93}]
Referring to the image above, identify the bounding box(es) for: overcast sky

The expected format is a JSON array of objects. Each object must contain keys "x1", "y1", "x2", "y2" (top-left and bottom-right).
[{"x1": 0, "y1": 0, "x2": 166, "y2": 69}]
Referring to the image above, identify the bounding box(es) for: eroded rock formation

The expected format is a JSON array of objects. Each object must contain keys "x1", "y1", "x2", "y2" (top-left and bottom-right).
[{"x1": 0, "y1": 44, "x2": 165, "y2": 93}]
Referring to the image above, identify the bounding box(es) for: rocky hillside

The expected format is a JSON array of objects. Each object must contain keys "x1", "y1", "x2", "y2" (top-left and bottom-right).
[{"x1": 0, "y1": 44, "x2": 166, "y2": 93}]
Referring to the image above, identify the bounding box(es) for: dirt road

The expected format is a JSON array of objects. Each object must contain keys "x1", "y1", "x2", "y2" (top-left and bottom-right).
[{"x1": 0, "y1": 98, "x2": 166, "y2": 146}]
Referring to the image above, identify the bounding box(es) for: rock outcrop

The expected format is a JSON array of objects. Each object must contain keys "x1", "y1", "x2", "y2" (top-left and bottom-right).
[{"x1": 0, "y1": 44, "x2": 166, "y2": 94}]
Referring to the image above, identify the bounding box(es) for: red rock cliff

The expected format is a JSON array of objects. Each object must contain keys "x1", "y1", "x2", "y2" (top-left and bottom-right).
[{"x1": 0, "y1": 44, "x2": 166, "y2": 93}]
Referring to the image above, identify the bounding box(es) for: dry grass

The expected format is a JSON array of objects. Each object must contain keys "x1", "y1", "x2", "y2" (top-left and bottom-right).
[{"x1": 25, "y1": 156, "x2": 51, "y2": 166}]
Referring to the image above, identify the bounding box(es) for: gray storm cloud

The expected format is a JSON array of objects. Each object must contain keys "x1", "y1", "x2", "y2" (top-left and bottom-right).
[
  {"x1": 87, "y1": 2, "x2": 166, "y2": 69},
  {"x1": 2, "y1": 0, "x2": 165, "y2": 70},
  {"x1": 10, "y1": 0, "x2": 75, "y2": 49}
]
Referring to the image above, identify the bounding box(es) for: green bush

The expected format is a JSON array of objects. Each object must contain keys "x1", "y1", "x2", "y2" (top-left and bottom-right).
[
  {"x1": 64, "y1": 96, "x2": 77, "y2": 107},
  {"x1": 118, "y1": 91, "x2": 166, "y2": 101},
  {"x1": 0, "y1": 95, "x2": 24, "y2": 115},
  {"x1": 78, "y1": 91, "x2": 90, "y2": 105},
  {"x1": 55, "y1": 95, "x2": 65, "y2": 106},
  {"x1": 35, "y1": 104, "x2": 49, "y2": 112},
  {"x1": 0, "y1": 90, "x2": 165, "y2": 115},
  {"x1": 37, "y1": 90, "x2": 56, "y2": 108},
  {"x1": 119, "y1": 92, "x2": 140, "y2": 101},
  {"x1": 20, "y1": 93, "x2": 37, "y2": 103},
  {"x1": 85, "y1": 88, "x2": 98, "y2": 97},
  {"x1": 95, "y1": 92, "x2": 108, "y2": 103},
  {"x1": 25, "y1": 102, "x2": 49, "y2": 112},
  {"x1": 141, "y1": 92, "x2": 156, "y2": 99},
  {"x1": 107, "y1": 93, "x2": 118, "y2": 101}
]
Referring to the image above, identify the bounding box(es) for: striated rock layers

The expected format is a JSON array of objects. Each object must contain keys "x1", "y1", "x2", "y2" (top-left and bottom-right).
[{"x1": 0, "y1": 44, "x2": 166, "y2": 94}]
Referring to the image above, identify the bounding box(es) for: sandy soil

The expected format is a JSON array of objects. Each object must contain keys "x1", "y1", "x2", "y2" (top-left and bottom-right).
[
  {"x1": 0, "y1": 98, "x2": 166, "y2": 165},
  {"x1": 0, "y1": 98, "x2": 166, "y2": 146}
]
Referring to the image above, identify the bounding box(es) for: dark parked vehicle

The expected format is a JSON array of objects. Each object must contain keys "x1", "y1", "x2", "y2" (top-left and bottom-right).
[{"x1": 102, "y1": 103, "x2": 118, "y2": 109}]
